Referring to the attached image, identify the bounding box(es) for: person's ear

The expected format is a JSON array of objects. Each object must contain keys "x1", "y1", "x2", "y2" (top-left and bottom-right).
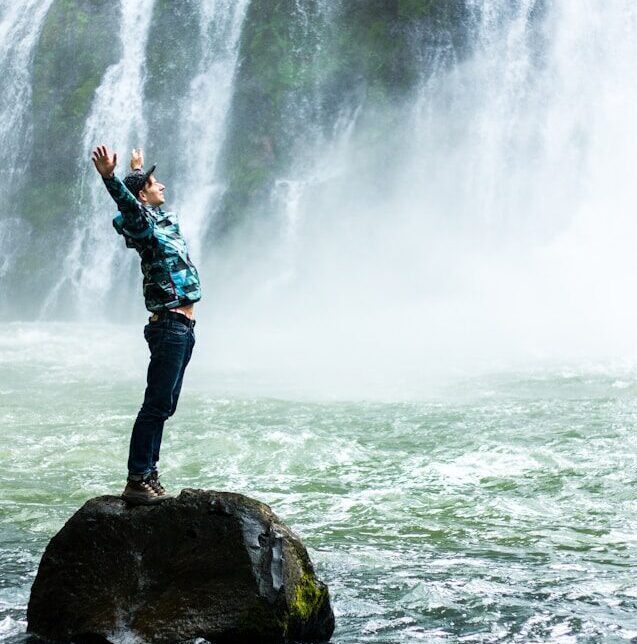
[{"x1": 138, "y1": 190, "x2": 147, "y2": 203}]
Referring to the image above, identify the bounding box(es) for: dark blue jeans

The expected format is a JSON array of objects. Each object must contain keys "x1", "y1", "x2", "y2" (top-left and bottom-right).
[{"x1": 128, "y1": 317, "x2": 195, "y2": 479}]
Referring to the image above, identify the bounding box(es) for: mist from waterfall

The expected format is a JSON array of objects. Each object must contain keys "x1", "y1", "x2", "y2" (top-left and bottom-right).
[
  {"x1": 203, "y1": 0, "x2": 637, "y2": 381},
  {"x1": 1, "y1": 0, "x2": 636, "y2": 381}
]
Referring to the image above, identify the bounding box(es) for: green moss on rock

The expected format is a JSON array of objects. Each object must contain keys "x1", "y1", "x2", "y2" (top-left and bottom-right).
[{"x1": 290, "y1": 571, "x2": 329, "y2": 622}]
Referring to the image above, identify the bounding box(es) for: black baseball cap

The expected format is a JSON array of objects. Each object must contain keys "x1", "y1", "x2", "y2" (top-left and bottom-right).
[{"x1": 123, "y1": 164, "x2": 156, "y2": 197}]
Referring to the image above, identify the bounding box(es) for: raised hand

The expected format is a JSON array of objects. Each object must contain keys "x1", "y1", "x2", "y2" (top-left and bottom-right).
[
  {"x1": 130, "y1": 147, "x2": 144, "y2": 171},
  {"x1": 91, "y1": 145, "x2": 117, "y2": 178}
]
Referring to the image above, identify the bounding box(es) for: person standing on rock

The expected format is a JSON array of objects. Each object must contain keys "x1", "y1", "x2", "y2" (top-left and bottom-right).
[{"x1": 91, "y1": 145, "x2": 201, "y2": 505}]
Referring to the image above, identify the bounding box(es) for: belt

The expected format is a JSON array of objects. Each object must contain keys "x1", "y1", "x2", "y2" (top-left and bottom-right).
[{"x1": 149, "y1": 310, "x2": 196, "y2": 328}]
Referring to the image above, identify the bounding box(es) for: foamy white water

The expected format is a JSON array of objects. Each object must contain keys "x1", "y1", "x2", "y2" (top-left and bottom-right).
[{"x1": 3, "y1": 323, "x2": 637, "y2": 642}]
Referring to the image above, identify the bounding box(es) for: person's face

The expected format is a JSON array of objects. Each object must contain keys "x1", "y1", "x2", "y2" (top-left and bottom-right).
[{"x1": 139, "y1": 175, "x2": 165, "y2": 207}]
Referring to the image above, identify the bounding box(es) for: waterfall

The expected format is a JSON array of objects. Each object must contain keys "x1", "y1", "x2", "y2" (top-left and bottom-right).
[
  {"x1": 0, "y1": 0, "x2": 53, "y2": 284},
  {"x1": 38, "y1": 0, "x2": 250, "y2": 318},
  {"x1": 172, "y1": 0, "x2": 250, "y2": 260},
  {"x1": 0, "y1": 0, "x2": 635, "y2": 359},
  {"x1": 0, "y1": 0, "x2": 54, "y2": 201},
  {"x1": 205, "y1": 0, "x2": 637, "y2": 368},
  {"x1": 42, "y1": 0, "x2": 156, "y2": 318},
  {"x1": 404, "y1": 0, "x2": 637, "y2": 242}
]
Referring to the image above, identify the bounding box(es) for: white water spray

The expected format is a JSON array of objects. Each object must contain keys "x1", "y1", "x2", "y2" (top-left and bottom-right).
[{"x1": 202, "y1": 0, "x2": 637, "y2": 380}]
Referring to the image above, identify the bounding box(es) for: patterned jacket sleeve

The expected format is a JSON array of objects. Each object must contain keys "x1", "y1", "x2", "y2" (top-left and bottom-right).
[{"x1": 102, "y1": 175, "x2": 151, "y2": 236}]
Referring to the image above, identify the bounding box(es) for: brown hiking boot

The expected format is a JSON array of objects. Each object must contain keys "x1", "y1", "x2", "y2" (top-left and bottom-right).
[
  {"x1": 148, "y1": 470, "x2": 170, "y2": 497},
  {"x1": 122, "y1": 477, "x2": 169, "y2": 505}
]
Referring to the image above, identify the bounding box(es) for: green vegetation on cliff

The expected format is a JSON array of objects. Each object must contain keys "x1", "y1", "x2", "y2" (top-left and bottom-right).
[
  {"x1": 22, "y1": 0, "x2": 119, "y2": 230},
  {"x1": 213, "y1": 0, "x2": 469, "y2": 235}
]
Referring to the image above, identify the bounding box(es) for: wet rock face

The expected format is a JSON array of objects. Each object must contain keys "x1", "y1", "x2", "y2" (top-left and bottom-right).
[{"x1": 27, "y1": 489, "x2": 334, "y2": 643}]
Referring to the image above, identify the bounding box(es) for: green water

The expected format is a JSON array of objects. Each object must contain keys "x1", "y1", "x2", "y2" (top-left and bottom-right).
[{"x1": 2, "y1": 323, "x2": 637, "y2": 642}]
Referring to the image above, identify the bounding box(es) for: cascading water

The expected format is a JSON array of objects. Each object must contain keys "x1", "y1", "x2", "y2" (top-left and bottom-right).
[
  {"x1": 0, "y1": 0, "x2": 54, "y2": 200},
  {"x1": 42, "y1": 0, "x2": 156, "y2": 318},
  {"x1": 409, "y1": 0, "x2": 637, "y2": 359},
  {"x1": 172, "y1": 0, "x2": 250, "y2": 260},
  {"x1": 0, "y1": 0, "x2": 633, "y2": 356},
  {"x1": 38, "y1": 0, "x2": 250, "y2": 318},
  {"x1": 0, "y1": 0, "x2": 54, "y2": 282}
]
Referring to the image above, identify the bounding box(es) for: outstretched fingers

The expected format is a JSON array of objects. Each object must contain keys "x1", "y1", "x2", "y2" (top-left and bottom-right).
[
  {"x1": 90, "y1": 144, "x2": 117, "y2": 177},
  {"x1": 91, "y1": 145, "x2": 117, "y2": 161}
]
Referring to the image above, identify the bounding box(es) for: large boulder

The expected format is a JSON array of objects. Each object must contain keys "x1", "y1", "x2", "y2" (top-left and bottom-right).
[{"x1": 27, "y1": 489, "x2": 335, "y2": 643}]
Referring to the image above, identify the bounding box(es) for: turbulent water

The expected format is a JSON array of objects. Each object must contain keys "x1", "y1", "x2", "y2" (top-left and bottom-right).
[
  {"x1": 3, "y1": 324, "x2": 637, "y2": 643},
  {"x1": 2, "y1": 0, "x2": 637, "y2": 642}
]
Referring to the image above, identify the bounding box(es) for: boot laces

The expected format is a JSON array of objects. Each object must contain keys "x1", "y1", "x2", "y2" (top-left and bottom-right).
[
  {"x1": 139, "y1": 479, "x2": 158, "y2": 496},
  {"x1": 148, "y1": 472, "x2": 165, "y2": 495}
]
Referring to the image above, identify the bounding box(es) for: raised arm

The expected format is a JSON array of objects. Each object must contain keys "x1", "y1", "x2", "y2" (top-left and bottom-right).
[{"x1": 91, "y1": 145, "x2": 150, "y2": 235}]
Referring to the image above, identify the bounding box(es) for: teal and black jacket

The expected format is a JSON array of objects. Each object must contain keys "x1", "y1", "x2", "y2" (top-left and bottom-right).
[{"x1": 103, "y1": 175, "x2": 202, "y2": 312}]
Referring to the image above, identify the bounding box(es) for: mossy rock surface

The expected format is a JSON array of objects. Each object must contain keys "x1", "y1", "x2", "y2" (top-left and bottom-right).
[{"x1": 26, "y1": 488, "x2": 335, "y2": 643}]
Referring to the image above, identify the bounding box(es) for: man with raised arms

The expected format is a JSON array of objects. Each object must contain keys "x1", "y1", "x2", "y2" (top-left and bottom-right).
[{"x1": 92, "y1": 145, "x2": 201, "y2": 505}]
